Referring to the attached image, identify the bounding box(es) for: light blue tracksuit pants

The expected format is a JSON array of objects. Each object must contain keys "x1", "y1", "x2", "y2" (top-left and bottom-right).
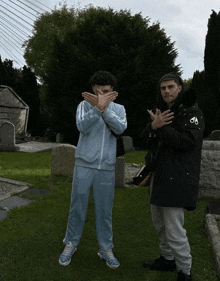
[{"x1": 63, "y1": 166, "x2": 115, "y2": 251}]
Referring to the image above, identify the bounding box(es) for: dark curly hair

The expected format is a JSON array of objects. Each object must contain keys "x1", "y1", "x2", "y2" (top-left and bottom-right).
[{"x1": 89, "y1": 71, "x2": 117, "y2": 88}]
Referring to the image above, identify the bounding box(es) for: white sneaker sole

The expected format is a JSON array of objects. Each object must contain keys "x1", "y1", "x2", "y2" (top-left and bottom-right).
[
  {"x1": 59, "y1": 258, "x2": 72, "y2": 266},
  {"x1": 59, "y1": 247, "x2": 77, "y2": 266}
]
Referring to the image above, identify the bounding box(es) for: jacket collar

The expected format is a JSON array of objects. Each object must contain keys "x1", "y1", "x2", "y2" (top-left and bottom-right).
[{"x1": 170, "y1": 88, "x2": 197, "y2": 111}]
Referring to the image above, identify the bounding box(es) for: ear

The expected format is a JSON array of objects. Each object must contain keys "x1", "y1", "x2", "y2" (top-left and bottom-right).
[{"x1": 178, "y1": 85, "x2": 182, "y2": 93}]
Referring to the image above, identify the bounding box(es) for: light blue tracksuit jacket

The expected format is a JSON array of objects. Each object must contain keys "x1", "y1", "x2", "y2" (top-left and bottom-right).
[{"x1": 74, "y1": 100, "x2": 127, "y2": 170}]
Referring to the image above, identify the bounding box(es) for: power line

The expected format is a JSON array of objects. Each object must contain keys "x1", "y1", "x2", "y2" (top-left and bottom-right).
[
  {"x1": 15, "y1": 0, "x2": 43, "y2": 15},
  {"x1": 0, "y1": 26, "x2": 24, "y2": 47},
  {"x1": 7, "y1": 0, "x2": 38, "y2": 18},
  {"x1": 0, "y1": 42, "x2": 24, "y2": 66},
  {"x1": 0, "y1": 20, "x2": 26, "y2": 42},
  {"x1": 0, "y1": 0, "x2": 52, "y2": 67},
  {"x1": 0, "y1": 31, "x2": 24, "y2": 57},
  {"x1": 0, "y1": 15, "x2": 29, "y2": 37},
  {"x1": 0, "y1": 9, "x2": 33, "y2": 33},
  {"x1": 34, "y1": 0, "x2": 52, "y2": 11},
  {"x1": 23, "y1": 0, "x2": 49, "y2": 13},
  {"x1": 0, "y1": 4, "x2": 35, "y2": 28}
]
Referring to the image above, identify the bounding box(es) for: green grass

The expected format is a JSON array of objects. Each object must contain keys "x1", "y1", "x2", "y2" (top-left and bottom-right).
[
  {"x1": 0, "y1": 151, "x2": 218, "y2": 281},
  {"x1": 123, "y1": 150, "x2": 147, "y2": 165}
]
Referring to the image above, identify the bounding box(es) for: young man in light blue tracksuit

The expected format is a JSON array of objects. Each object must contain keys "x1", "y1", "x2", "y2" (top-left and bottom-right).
[{"x1": 59, "y1": 71, "x2": 127, "y2": 268}]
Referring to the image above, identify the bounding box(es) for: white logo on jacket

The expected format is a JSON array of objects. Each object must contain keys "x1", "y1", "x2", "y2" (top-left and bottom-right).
[{"x1": 190, "y1": 117, "x2": 199, "y2": 125}]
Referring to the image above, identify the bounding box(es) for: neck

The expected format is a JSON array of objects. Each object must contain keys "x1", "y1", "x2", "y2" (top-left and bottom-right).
[{"x1": 167, "y1": 102, "x2": 173, "y2": 108}]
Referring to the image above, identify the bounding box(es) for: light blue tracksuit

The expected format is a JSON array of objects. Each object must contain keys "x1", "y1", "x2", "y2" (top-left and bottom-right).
[{"x1": 63, "y1": 100, "x2": 127, "y2": 250}]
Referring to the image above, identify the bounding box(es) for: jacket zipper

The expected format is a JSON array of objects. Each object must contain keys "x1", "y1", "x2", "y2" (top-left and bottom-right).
[{"x1": 98, "y1": 124, "x2": 106, "y2": 169}]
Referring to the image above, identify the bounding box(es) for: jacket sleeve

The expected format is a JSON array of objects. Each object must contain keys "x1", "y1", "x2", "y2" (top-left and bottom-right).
[
  {"x1": 156, "y1": 110, "x2": 205, "y2": 152},
  {"x1": 76, "y1": 101, "x2": 102, "y2": 134},
  {"x1": 102, "y1": 105, "x2": 127, "y2": 135},
  {"x1": 141, "y1": 122, "x2": 158, "y2": 148}
]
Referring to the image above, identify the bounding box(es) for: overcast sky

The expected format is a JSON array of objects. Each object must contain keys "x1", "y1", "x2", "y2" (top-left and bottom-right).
[{"x1": 1, "y1": 0, "x2": 220, "y2": 80}]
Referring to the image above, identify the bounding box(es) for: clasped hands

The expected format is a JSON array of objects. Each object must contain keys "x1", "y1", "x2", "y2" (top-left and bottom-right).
[
  {"x1": 82, "y1": 90, "x2": 118, "y2": 111},
  {"x1": 147, "y1": 109, "x2": 174, "y2": 129}
]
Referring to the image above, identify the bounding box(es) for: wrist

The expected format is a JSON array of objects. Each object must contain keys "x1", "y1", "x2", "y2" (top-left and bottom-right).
[
  {"x1": 95, "y1": 106, "x2": 106, "y2": 112},
  {"x1": 96, "y1": 105, "x2": 106, "y2": 112},
  {"x1": 151, "y1": 122, "x2": 157, "y2": 130}
]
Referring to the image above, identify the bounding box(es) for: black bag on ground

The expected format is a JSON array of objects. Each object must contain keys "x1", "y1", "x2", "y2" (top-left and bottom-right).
[
  {"x1": 132, "y1": 165, "x2": 151, "y2": 185},
  {"x1": 132, "y1": 142, "x2": 162, "y2": 185}
]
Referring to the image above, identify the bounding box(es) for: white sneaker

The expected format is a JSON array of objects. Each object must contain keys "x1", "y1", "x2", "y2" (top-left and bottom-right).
[
  {"x1": 98, "y1": 249, "x2": 120, "y2": 269},
  {"x1": 59, "y1": 242, "x2": 77, "y2": 266}
]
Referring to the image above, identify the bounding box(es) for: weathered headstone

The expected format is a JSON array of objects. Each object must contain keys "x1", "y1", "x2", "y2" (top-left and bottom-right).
[
  {"x1": 209, "y1": 130, "x2": 220, "y2": 140},
  {"x1": 199, "y1": 140, "x2": 220, "y2": 198},
  {"x1": 122, "y1": 136, "x2": 134, "y2": 153},
  {"x1": 56, "y1": 133, "x2": 63, "y2": 143},
  {"x1": 56, "y1": 133, "x2": 61, "y2": 143},
  {"x1": 51, "y1": 144, "x2": 76, "y2": 178},
  {"x1": 1, "y1": 121, "x2": 15, "y2": 145},
  {"x1": 0, "y1": 121, "x2": 18, "y2": 151},
  {"x1": 115, "y1": 157, "x2": 125, "y2": 187},
  {"x1": 51, "y1": 144, "x2": 125, "y2": 187}
]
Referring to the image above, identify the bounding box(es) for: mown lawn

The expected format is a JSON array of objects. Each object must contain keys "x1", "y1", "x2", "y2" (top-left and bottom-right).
[{"x1": 0, "y1": 151, "x2": 218, "y2": 281}]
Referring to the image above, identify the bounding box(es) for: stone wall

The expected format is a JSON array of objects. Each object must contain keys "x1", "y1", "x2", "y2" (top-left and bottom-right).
[
  {"x1": 199, "y1": 140, "x2": 220, "y2": 198},
  {"x1": 0, "y1": 108, "x2": 28, "y2": 135}
]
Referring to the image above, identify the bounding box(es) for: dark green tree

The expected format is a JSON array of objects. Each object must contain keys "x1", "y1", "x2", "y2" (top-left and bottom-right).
[
  {"x1": 23, "y1": 5, "x2": 78, "y2": 79},
  {"x1": 204, "y1": 11, "x2": 219, "y2": 75},
  {"x1": 20, "y1": 66, "x2": 43, "y2": 135},
  {"x1": 0, "y1": 57, "x2": 21, "y2": 89},
  {"x1": 24, "y1": 5, "x2": 180, "y2": 146},
  {"x1": 192, "y1": 10, "x2": 220, "y2": 136}
]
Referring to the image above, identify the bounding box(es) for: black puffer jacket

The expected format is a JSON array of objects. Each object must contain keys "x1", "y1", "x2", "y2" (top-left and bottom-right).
[{"x1": 141, "y1": 89, "x2": 205, "y2": 210}]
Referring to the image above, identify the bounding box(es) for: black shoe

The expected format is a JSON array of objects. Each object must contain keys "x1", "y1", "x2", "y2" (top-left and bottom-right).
[
  {"x1": 177, "y1": 270, "x2": 192, "y2": 281},
  {"x1": 142, "y1": 255, "x2": 176, "y2": 272}
]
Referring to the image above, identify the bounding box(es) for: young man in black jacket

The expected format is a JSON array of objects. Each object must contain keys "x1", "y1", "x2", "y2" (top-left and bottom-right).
[{"x1": 141, "y1": 73, "x2": 205, "y2": 281}]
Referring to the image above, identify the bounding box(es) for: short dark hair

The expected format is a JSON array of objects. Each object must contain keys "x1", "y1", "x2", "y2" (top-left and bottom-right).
[
  {"x1": 159, "y1": 72, "x2": 184, "y2": 88},
  {"x1": 156, "y1": 72, "x2": 185, "y2": 110},
  {"x1": 89, "y1": 71, "x2": 117, "y2": 88}
]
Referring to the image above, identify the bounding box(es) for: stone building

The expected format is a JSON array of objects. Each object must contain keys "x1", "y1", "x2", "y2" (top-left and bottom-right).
[{"x1": 0, "y1": 85, "x2": 29, "y2": 136}]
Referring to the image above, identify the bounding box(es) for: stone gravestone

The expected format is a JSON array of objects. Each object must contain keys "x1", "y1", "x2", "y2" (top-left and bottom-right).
[
  {"x1": 51, "y1": 144, "x2": 125, "y2": 188},
  {"x1": 56, "y1": 133, "x2": 61, "y2": 143},
  {"x1": 209, "y1": 130, "x2": 220, "y2": 140},
  {"x1": 0, "y1": 121, "x2": 18, "y2": 151},
  {"x1": 51, "y1": 144, "x2": 76, "y2": 178},
  {"x1": 199, "y1": 140, "x2": 220, "y2": 198},
  {"x1": 56, "y1": 133, "x2": 63, "y2": 143},
  {"x1": 122, "y1": 136, "x2": 134, "y2": 153},
  {"x1": 115, "y1": 157, "x2": 125, "y2": 188}
]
